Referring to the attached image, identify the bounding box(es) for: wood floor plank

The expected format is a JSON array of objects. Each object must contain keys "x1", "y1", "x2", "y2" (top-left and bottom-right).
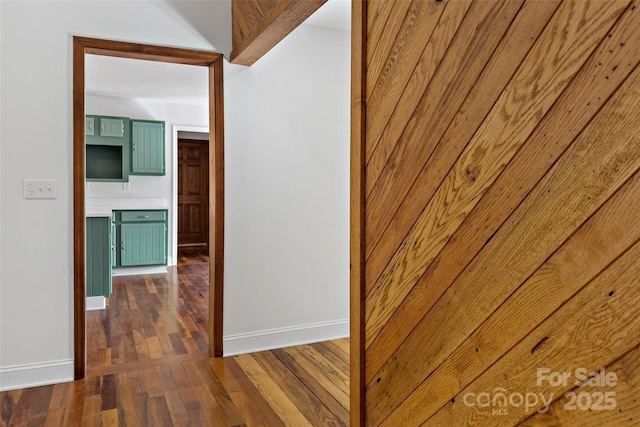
[
  {"x1": 195, "y1": 359, "x2": 246, "y2": 425},
  {"x1": 1, "y1": 390, "x2": 21, "y2": 426},
  {"x1": 272, "y1": 348, "x2": 349, "y2": 422},
  {"x1": 117, "y1": 370, "x2": 142, "y2": 427},
  {"x1": 100, "y1": 408, "x2": 118, "y2": 426},
  {"x1": 422, "y1": 238, "x2": 640, "y2": 426},
  {"x1": 43, "y1": 407, "x2": 64, "y2": 427},
  {"x1": 332, "y1": 338, "x2": 350, "y2": 355},
  {"x1": 82, "y1": 394, "x2": 101, "y2": 427},
  {"x1": 211, "y1": 357, "x2": 285, "y2": 427},
  {"x1": 61, "y1": 380, "x2": 85, "y2": 426},
  {"x1": 285, "y1": 346, "x2": 350, "y2": 403},
  {"x1": 363, "y1": 0, "x2": 629, "y2": 355},
  {"x1": 365, "y1": 0, "x2": 640, "y2": 383},
  {"x1": 47, "y1": 383, "x2": 68, "y2": 411},
  {"x1": 320, "y1": 340, "x2": 349, "y2": 364},
  {"x1": 380, "y1": 168, "x2": 640, "y2": 425},
  {"x1": 235, "y1": 354, "x2": 313, "y2": 427},
  {"x1": 155, "y1": 365, "x2": 190, "y2": 425},
  {"x1": 366, "y1": 48, "x2": 640, "y2": 425},
  {"x1": 254, "y1": 351, "x2": 346, "y2": 426},
  {"x1": 181, "y1": 361, "x2": 220, "y2": 425},
  {"x1": 147, "y1": 396, "x2": 173, "y2": 427},
  {"x1": 310, "y1": 343, "x2": 349, "y2": 372}
]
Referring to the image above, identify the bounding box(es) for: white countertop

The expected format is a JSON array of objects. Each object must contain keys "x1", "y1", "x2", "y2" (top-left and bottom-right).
[
  {"x1": 86, "y1": 198, "x2": 168, "y2": 217},
  {"x1": 86, "y1": 206, "x2": 113, "y2": 217}
]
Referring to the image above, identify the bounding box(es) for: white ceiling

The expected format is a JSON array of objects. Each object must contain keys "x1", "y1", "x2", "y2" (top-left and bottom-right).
[{"x1": 85, "y1": 0, "x2": 351, "y2": 106}]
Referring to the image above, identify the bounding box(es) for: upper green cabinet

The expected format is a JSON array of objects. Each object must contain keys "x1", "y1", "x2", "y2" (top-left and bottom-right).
[
  {"x1": 131, "y1": 120, "x2": 165, "y2": 176},
  {"x1": 100, "y1": 118, "x2": 126, "y2": 138},
  {"x1": 86, "y1": 116, "x2": 95, "y2": 136},
  {"x1": 86, "y1": 115, "x2": 129, "y2": 146},
  {"x1": 86, "y1": 115, "x2": 130, "y2": 182}
]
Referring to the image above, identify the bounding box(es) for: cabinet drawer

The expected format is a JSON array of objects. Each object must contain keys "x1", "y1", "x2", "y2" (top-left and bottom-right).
[
  {"x1": 99, "y1": 117, "x2": 126, "y2": 138},
  {"x1": 86, "y1": 116, "x2": 95, "y2": 136},
  {"x1": 119, "y1": 210, "x2": 167, "y2": 222}
]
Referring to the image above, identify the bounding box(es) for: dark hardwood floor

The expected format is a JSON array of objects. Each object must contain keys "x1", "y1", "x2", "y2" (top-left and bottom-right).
[
  {"x1": 0, "y1": 247, "x2": 349, "y2": 426},
  {"x1": 87, "y1": 246, "x2": 211, "y2": 370}
]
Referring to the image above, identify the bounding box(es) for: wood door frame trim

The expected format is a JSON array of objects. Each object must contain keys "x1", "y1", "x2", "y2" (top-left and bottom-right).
[
  {"x1": 73, "y1": 36, "x2": 225, "y2": 379},
  {"x1": 350, "y1": 0, "x2": 366, "y2": 425}
]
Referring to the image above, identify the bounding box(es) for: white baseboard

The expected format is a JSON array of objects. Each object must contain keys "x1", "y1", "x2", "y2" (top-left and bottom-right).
[
  {"x1": 223, "y1": 319, "x2": 349, "y2": 357},
  {"x1": 86, "y1": 296, "x2": 106, "y2": 310},
  {"x1": 0, "y1": 359, "x2": 74, "y2": 392},
  {"x1": 112, "y1": 265, "x2": 167, "y2": 276}
]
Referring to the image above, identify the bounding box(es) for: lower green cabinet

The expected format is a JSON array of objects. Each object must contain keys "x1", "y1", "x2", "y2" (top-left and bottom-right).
[
  {"x1": 111, "y1": 220, "x2": 117, "y2": 268},
  {"x1": 86, "y1": 216, "x2": 113, "y2": 298},
  {"x1": 112, "y1": 210, "x2": 168, "y2": 267}
]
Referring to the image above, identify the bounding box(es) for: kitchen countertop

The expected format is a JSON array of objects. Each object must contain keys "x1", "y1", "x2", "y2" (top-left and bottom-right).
[{"x1": 86, "y1": 198, "x2": 168, "y2": 217}]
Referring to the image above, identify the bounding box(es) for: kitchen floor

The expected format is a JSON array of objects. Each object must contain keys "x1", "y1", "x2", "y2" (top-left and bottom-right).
[{"x1": 87, "y1": 246, "x2": 210, "y2": 369}]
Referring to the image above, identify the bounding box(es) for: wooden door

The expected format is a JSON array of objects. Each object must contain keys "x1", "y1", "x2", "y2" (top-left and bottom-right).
[{"x1": 178, "y1": 139, "x2": 209, "y2": 246}]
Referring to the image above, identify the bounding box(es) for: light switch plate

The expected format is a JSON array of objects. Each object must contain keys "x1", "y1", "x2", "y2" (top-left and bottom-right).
[{"x1": 24, "y1": 179, "x2": 57, "y2": 199}]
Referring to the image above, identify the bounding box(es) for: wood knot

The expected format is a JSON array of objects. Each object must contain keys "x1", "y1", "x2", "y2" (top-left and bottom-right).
[
  {"x1": 531, "y1": 336, "x2": 549, "y2": 355},
  {"x1": 465, "y1": 165, "x2": 480, "y2": 182}
]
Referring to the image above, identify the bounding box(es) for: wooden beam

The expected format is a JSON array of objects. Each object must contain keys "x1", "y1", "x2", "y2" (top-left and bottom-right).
[{"x1": 231, "y1": 0, "x2": 327, "y2": 66}]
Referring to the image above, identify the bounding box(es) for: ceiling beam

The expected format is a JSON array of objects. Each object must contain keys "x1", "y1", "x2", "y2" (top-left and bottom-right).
[{"x1": 231, "y1": 0, "x2": 327, "y2": 66}]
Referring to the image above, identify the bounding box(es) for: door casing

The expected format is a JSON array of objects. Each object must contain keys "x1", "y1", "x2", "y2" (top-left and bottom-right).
[{"x1": 73, "y1": 36, "x2": 225, "y2": 379}]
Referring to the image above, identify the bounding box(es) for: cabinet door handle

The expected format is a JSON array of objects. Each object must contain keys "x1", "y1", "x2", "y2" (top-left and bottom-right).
[
  {"x1": 88, "y1": 122, "x2": 93, "y2": 131},
  {"x1": 132, "y1": 143, "x2": 137, "y2": 151},
  {"x1": 101, "y1": 123, "x2": 105, "y2": 132},
  {"x1": 138, "y1": 215, "x2": 149, "y2": 219},
  {"x1": 121, "y1": 241, "x2": 126, "y2": 250}
]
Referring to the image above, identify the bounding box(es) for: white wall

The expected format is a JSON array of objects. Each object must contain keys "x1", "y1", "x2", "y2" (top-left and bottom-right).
[
  {"x1": 0, "y1": 0, "x2": 350, "y2": 389},
  {"x1": 85, "y1": 95, "x2": 209, "y2": 266},
  {"x1": 223, "y1": 24, "x2": 350, "y2": 355},
  {"x1": 0, "y1": 0, "x2": 230, "y2": 391}
]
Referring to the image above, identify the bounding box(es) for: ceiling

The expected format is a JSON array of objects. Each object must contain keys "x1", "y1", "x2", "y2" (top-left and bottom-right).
[{"x1": 85, "y1": 0, "x2": 351, "y2": 106}]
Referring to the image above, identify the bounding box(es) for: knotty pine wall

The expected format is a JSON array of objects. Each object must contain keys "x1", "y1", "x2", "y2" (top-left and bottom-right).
[{"x1": 352, "y1": 0, "x2": 640, "y2": 425}]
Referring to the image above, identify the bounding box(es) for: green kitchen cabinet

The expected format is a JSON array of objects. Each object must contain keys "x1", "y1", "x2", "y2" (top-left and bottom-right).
[
  {"x1": 111, "y1": 218, "x2": 117, "y2": 268},
  {"x1": 86, "y1": 115, "x2": 130, "y2": 182},
  {"x1": 130, "y1": 120, "x2": 165, "y2": 176},
  {"x1": 86, "y1": 116, "x2": 95, "y2": 136},
  {"x1": 86, "y1": 216, "x2": 113, "y2": 298},
  {"x1": 113, "y1": 210, "x2": 168, "y2": 267}
]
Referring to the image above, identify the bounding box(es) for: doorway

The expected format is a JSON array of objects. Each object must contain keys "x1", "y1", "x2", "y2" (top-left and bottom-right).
[
  {"x1": 178, "y1": 137, "x2": 210, "y2": 247},
  {"x1": 73, "y1": 37, "x2": 225, "y2": 379}
]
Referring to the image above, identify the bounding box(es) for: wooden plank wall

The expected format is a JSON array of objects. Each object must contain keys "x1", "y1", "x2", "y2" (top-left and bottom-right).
[
  {"x1": 355, "y1": 0, "x2": 640, "y2": 425},
  {"x1": 231, "y1": 0, "x2": 327, "y2": 65}
]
